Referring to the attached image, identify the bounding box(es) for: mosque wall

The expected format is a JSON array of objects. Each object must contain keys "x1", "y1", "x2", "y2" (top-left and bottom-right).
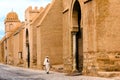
[{"x1": 0, "y1": 0, "x2": 120, "y2": 76}]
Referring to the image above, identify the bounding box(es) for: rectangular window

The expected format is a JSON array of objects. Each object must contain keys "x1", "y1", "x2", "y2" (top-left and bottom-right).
[{"x1": 18, "y1": 52, "x2": 22, "y2": 59}]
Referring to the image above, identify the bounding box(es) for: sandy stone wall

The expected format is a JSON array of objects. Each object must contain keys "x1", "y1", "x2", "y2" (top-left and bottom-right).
[
  {"x1": 37, "y1": 0, "x2": 63, "y2": 68},
  {"x1": 96, "y1": 0, "x2": 120, "y2": 51},
  {"x1": 62, "y1": 0, "x2": 72, "y2": 72},
  {"x1": 0, "y1": 41, "x2": 5, "y2": 63},
  {"x1": 13, "y1": 31, "x2": 19, "y2": 65},
  {"x1": 6, "y1": 36, "x2": 14, "y2": 65},
  {"x1": 82, "y1": 0, "x2": 97, "y2": 75},
  {"x1": 13, "y1": 27, "x2": 24, "y2": 67},
  {"x1": 95, "y1": 0, "x2": 120, "y2": 71},
  {"x1": 62, "y1": 0, "x2": 120, "y2": 74},
  {"x1": 62, "y1": 0, "x2": 97, "y2": 73}
]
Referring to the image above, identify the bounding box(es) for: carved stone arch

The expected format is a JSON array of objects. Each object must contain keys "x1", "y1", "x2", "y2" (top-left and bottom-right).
[
  {"x1": 70, "y1": 0, "x2": 84, "y2": 26},
  {"x1": 72, "y1": 0, "x2": 83, "y2": 9},
  {"x1": 70, "y1": 0, "x2": 83, "y2": 73}
]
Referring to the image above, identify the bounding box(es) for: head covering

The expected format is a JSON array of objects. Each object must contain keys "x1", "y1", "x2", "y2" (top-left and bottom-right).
[{"x1": 44, "y1": 56, "x2": 50, "y2": 65}]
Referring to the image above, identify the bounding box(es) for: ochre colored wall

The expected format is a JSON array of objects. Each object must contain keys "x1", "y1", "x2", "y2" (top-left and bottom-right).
[{"x1": 37, "y1": 0, "x2": 63, "y2": 68}]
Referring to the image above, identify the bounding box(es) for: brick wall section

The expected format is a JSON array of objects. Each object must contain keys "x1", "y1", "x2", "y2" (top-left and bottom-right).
[
  {"x1": 62, "y1": 0, "x2": 97, "y2": 73},
  {"x1": 37, "y1": 0, "x2": 63, "y2": 68},
  {"x1": 13, "y1": 32, "x2": 19, "y2": 65},
  {"x1": 62, "y1": 0, "x2": 75, "y2": 73},
  {"x1": 0, "y1": 42, "x2": 4, "y2": 63},
  {"x1": 96, "y1": 0, "x2": 120, "y2": 51},
  {"x1": 95, "y1": 0, "x2": 120, "y2": 71}
]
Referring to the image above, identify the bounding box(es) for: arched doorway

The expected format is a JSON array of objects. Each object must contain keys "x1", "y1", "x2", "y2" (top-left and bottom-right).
[
  {"x1": 72, "y1": 0, "x2": 83, "y2": 73},
  {"x1": 26, "y1": 29, "x2": 30, "y2": 68}
]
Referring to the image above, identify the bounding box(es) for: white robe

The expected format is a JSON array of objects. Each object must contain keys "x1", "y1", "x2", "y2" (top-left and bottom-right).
[{"x1": 43, "y1": 58, "x2": 50, "y2": 73}]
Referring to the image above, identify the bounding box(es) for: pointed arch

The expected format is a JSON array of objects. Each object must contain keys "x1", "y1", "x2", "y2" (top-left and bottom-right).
[{"x1": 71, "y1": 0, "x2": 83, "y2": 72}]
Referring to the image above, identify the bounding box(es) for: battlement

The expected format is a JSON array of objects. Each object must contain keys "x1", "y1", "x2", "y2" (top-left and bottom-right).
[
  {"x1": 25, "y1": 6, "x2": 41, "y2": 13},
  {"x1": 25, "y1": 6, "x2": 43, "y2": 23}
]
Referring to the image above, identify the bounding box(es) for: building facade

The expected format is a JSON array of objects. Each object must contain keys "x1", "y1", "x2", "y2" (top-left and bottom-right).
[{"x1": 0, "y1": 0, "x2": 120, "y2": 76}]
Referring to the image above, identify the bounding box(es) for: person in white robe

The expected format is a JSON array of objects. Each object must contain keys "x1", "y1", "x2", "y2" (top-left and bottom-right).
[{"x1": 43, "y1": 56, "x2": 50, "y2": 74}]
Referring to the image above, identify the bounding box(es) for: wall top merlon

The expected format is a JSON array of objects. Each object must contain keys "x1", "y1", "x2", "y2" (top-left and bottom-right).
[{"x1": 39, "y1": 7, "x2": 44, "y2": 11}]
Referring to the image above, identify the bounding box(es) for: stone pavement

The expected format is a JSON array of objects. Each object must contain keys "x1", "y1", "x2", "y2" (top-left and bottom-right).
[{"x1": 0, "y1": 63, "x2": 119, "y2": 80}]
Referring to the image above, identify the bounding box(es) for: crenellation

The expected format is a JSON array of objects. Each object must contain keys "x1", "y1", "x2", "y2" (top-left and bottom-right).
[
  {"x1": 29, "y1": 7, "x2": 40, "y2": 13},
  {"x1": 39, "y1": 7, "x2": 44, "y2": 13}
]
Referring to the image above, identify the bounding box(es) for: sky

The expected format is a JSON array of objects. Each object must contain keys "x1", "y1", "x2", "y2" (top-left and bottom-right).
[{"x1": 0, "y1": 0, "x2": 51, "y2": 39}]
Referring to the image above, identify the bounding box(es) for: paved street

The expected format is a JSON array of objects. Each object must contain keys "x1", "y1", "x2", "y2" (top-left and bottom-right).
[{"x1": 0, "y1": 63, "x2": 119, "y2": 80}]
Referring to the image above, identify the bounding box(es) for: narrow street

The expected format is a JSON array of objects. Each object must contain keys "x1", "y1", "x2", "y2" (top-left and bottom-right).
[
  {"x1": 0, "y1": 63, "x2": 118, "y2": 80},
  {"x1": 0, "y1": 64, "x2": 45, "y2": 80}
]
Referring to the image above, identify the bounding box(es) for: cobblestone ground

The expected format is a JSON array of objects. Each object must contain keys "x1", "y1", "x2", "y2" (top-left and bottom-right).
[{"x1": 0, "y1": 63, "x2": 119, "y2": 80}]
